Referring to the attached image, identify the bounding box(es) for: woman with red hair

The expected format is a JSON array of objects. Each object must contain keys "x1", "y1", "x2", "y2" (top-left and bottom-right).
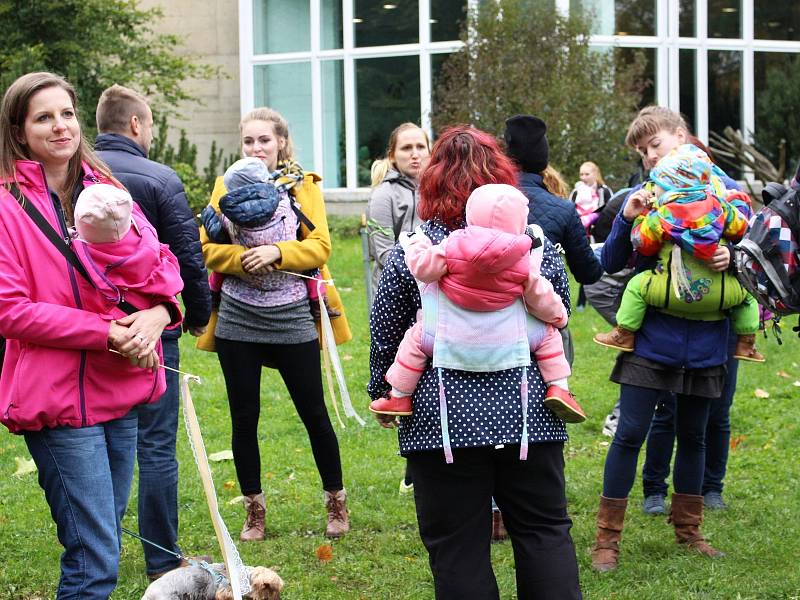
[{"x1": 368, "y1": 125, "x2": 581, "y2": 600}]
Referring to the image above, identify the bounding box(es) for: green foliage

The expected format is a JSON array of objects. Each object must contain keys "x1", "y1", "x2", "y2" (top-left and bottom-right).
[
  {"x1": 432, "y1": 0, "x2": 649, "y2": 190},
  {"x1": 148, "y1": 114, "x2": 237, "y2": 216},
  {"x1": 754, "y1": 55, "x2": 800, "y2": 176},
  {"x1": 0, "y1": 0, "x2": 219, "y2": 138}
]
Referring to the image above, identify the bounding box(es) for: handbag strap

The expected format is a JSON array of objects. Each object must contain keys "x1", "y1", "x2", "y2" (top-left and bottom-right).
[{"x1": 9, "y1": 184, "x2": 139, "y2": 315}]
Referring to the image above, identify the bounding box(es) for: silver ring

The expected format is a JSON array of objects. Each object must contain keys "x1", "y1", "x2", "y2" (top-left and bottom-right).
[{"x1": 137, "y1": 334, "x2": 147, "y2": 343}]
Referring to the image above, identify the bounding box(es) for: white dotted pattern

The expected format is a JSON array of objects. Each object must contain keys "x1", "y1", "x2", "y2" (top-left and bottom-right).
[{"x1": 368, "y1": 220, "x2": 569, "y2": 454}]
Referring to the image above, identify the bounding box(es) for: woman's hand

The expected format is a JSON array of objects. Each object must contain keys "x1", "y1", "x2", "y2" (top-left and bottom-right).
[
  {"x1": 622, "y1": 189, "x2": 653, "y2": 221},
  {"x1": 707, "y1": 245, "x2": 731, "y2": 272},
  {"x1": 113, "y1": 304, "x2": 171, "y2": 358},
  {"x1": 241, "y1": 245, "x2": 281, "y2": 274}
]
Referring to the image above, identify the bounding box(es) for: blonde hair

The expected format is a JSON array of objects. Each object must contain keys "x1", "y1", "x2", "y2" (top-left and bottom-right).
[
  {"x1": 580, "y1": 161, "x2": 605, "y2": 186},
  {"x1": 625, "y1": 105, "x2": 688, "y2": 148},
  {"x1": 96, "y1": 84, "x2": 150, "y2": 133},
  {"x1": 0, "y1": 72, "x2": 115, "y2": 221},
  {"x1": 542, "y1": 165, "x2": 570, "y2": 198},
  {"x1": 370, "y1": 122, "x2": 430, "y2": 187},
  {"x1": 240, "y1": 107, "x2": 294, "y2": 163}
]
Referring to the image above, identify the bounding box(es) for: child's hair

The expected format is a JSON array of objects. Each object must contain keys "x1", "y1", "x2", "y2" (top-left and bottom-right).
[
  {"x1": 625, "y1": 106, "x2": 688, "y2": 149},
  {"x1": 580, "y1": 161, "x2": 605, "y2": 186},
  {"x1": 240, "y1": 107, "x2": 294, "y2": 164},
  {"x1": 370, "y1": 122, "x2": 430, "y2": 187},
  {"x1": 542, "y1": 165, "x2": 570, "y2": 198}
]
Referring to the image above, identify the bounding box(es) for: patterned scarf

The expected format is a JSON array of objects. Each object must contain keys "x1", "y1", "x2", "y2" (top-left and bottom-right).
[{"x1": 270, "y1": 159, "x2": 305, "y2": 194}]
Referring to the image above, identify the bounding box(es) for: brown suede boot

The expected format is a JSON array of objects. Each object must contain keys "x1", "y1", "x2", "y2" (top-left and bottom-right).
[
  {"x1": 324, "y1": 489, "x2": 350, "y2": 538},
  {"x1": 668, "y1": 493, "x2": 725, "y2": 558},
  {"x1": 733, "y1": 334, "x2": 766, "y2": 362},
  {"x1": 491, "y1": 509, "x2": 509, "y2": 542},
  {"x1": 591, "y1": 496, "x2": 628, "y2": 572},
  {"x1": 240, "y1": 492, "x2": 266, "y2": 542},
  {"x1": 593, "y1": 326, "x2": 635, "y2": 352}
]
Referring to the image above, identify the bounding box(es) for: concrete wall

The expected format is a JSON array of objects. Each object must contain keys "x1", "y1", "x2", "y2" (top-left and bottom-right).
[{"x1": 141, "y1": 0, "x2": 241, "y2": 171}]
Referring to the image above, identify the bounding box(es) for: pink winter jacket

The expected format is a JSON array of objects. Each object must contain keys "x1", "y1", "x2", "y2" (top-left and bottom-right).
[{"x1": 0, "y1": 160, "x2": 182, "y2": 433}]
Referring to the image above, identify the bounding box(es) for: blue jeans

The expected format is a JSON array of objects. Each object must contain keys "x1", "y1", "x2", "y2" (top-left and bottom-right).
[
  {"x1": 138, "y1": 335, "x2": 182, "y2": 575},
  {"x1": 603, "y1": 384, "x2": 711, "y2": 499},
  {"x1": 642, "y1": 332, "x2": 738, "y2": 497},
  {"x1": 25, "y1": 409, "x2": 138, "y2": 600}
]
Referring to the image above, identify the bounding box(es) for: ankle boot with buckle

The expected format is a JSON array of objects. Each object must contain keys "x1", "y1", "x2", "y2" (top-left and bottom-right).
[
  {"x1": 669, "y1": 493, "x2": 725, "y2": 558},
  {"x1": 240, "y1": 492, "x2": 266, "y2": 542},
  {"x1": 593, "y1": 326, "x2": 635, "y2": 352},
  {"x1": 591, "y1": 495, "x2": 628, "y2": 571},
  {"x1": 324, "y1": 489, "x2": 349, "y2": 538},
  {"x1": 733, "y1": 334, "x2": 765, "y2": 362}
]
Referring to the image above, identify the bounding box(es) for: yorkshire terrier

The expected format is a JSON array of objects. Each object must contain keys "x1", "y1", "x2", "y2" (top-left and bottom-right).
[{"x1": 142, "y1": 563, "x2": 283, "y2": 600}]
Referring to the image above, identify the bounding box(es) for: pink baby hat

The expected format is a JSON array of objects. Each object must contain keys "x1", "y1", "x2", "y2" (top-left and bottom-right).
[{"x1": 74, "y1": 183, "x2": 133, "y2": 243}]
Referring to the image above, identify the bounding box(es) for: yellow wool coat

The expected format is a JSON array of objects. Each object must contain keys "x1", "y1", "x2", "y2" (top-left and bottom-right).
[{"x1": 196, "y1": 172, "x2": 352, "y2": 351}]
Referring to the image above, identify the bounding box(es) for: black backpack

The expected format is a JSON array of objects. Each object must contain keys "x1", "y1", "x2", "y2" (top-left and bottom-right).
[{"x1": 734, "y1": 182, "x2": 800, "y2": 316}]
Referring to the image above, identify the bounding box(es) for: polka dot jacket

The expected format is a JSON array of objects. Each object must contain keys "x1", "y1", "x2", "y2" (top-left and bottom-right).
[{"x1": 368, "y1": 219, "x2": 570, "y2": 455}]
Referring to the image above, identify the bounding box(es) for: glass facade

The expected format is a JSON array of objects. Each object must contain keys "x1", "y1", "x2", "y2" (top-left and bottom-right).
[{"x1": 243, "y1": 0, "x2": 800, "y2": 190}]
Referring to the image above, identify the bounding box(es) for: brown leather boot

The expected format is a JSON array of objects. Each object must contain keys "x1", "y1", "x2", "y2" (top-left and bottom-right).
[
  {"x1": 324, "y1": 489, "x2": 349, "y2": 538},
  {"x1": 240, "y1": 492, "x2": 266, "y2": 542},
  {"x1": 591, "y1": 496, "x2": 628, "y2": 572},
  {"x1": 733, "y1": 334, "x2": 765, "y2": 362},
  {"x1": 668, "y1": 493, "x2": 725, "y2": 558},
  {"x1": 491, "y1": 509, "x2": 509, "y2": 542},
  {"x1": 593, "y1": 326, "x2": 635, "y2": 352}
]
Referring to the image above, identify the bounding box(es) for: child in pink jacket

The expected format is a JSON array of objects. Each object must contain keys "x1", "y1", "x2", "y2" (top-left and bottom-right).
[{"x1": 369, "y1": 183, "x2": 585, "y2": 423}]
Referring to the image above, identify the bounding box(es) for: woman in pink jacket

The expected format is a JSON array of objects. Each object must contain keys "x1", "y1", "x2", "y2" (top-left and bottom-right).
[{"x1": 0, "y1": 72, "x2": 182, "y2": 599}]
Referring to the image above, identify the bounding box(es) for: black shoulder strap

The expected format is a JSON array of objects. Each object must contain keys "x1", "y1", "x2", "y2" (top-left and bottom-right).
[
  {"x1": 9, "y1": 185, "x2": 138, "y2": 315},
  {"x1": 290, "y1": 199, "x2": 316, "y2": 232}
]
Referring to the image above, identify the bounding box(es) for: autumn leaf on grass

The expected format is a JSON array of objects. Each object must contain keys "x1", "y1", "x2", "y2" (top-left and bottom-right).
[
  {"x1": 754, "y1": 388, "x2": 770, "y2": 399},
  {"x1": 208, "y1": 450, "x2": 234, "y2": 462},
  {"x1": 315, "y1": 544, "x2": 333, "y2": 562},
  {"x1": 730, "y1": 435, "x2": 747, "y2": 451},
  {"x1": 776, "y1": 370, "x2": 790, "y2": 378},
  {"x1": 224, "y1": 480, "x2": 236, "y2": 489},
  {"x1": 13, "y1": 456, "x2": 36, "y2": 476}
]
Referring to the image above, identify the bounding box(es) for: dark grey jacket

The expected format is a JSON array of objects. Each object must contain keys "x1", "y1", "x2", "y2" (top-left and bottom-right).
[{"x1": 95, "y1": 133, "x2": 211, "y2": 335}]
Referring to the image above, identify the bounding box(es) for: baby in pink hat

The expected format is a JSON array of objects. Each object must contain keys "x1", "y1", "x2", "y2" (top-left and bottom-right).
[{"x1": 73, "y1": 183, "x2": 183, "y2": 324}]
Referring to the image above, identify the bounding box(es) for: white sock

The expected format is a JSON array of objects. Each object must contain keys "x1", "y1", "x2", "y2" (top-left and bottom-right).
[
  {"x1": 391, "y1": 388, "x2": 412, "y2": 397},
  {"x1": 548, "y1": 379, "x2": 569, "y2": 391}
]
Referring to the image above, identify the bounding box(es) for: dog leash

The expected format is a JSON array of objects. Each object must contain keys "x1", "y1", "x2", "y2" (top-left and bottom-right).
[{"x1": 120, "y1": 527, "x2": 228, "y2": 587}]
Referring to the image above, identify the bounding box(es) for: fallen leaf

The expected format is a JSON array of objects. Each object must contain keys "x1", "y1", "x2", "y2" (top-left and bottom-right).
[
  {"x1": 338, "y1": 287, "x2": 353, "y2": 293},
  {"x1": 330, "y1": 576, "x2": 338, "y2": 582},
  {"x1": 13, "y1": 456, "x2": 36, "y2": 476},
  {"x1": 793, "y1": 381, "x2": 800, "y2": 387},
  {"x1": 730, "y1": 435, "x2": 747, "y2": 451},
  {"x1": 287, "y1": 472, "x2": 296, "y2": 481},
  {"x1": 341, "y1": 354, "x2": 353, "y2": 361},
  {"x1": 315, "y1": 544, "x2": 333, "y2": 562},
  {"x1": 208, "y1": 450, "x2": 234, "y2": 462},
  {"x1": 777, "y1": 370, "x2": 790, "y2": 378},
  {"x1": 754, "y1": 388, "x2": 770, "y2": 399},
  {"x1": 224, "y1": 480, "x2": 236, "y2": 489}
]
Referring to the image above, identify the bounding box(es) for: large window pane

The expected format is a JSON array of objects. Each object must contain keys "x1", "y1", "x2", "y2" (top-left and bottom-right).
[
  {"x1": 322, "y1": 60, "x2": 346, "y2": 187},
  {"x1": 616, "y1": 47, "x2": 656, "y2": 108},
  {"x1": 253, "y1": 63, "x2": 314, "y2": 171},
  {"x1": 321, "y1": 0, "x2": 343, "y2": 50},
  {"x1": 754, "y1": 53, "x2": 800, "y2": 175},
  {"x1": 679, "y1": 0, "x2": 695, "y2": 37},
  {"x1": 569, "y1": 0, "x2": 656, "y2": 36},
  {"x1": 708, "y1": 0, "x2": 741, "y2": 39},
  {"x1": 679, "y1": 49, "x2": 696, "y2": 133},
  {"x1": 253, "y1": 0, "x2": 309, "y2": 54},
  {"x1": 356, "y1": 56, "x2": 421, "y2": 186},
  {"x1": 355, "y1": 0, "x2": 419, "y2": 47},
  {"x1": 431, "y1": 0, "x2": 467, "y2": 42},
  {"x1": 708, "y1": 50, "x2": 742, "y2": 177},
  {"x1": 755, "y1": 3, "x2": 800, "y2": 41}
]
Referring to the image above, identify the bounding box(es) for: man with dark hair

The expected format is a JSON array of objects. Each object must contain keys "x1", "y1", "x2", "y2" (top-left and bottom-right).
[{"x1": 95, "y1": 84, "x2": 212, "y2": 580}]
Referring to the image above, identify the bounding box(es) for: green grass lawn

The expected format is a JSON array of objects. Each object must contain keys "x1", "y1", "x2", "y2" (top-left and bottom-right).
[{"x1": 2, "y1": 224, "x2": 800, "y2": 599}]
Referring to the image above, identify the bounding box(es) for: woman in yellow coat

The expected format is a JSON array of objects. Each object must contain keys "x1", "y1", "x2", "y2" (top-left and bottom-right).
[{"x1": 198, "y1": 107, "x2": 351, "y2": 541}]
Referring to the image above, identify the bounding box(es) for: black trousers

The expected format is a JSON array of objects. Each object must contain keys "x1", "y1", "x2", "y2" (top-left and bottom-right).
[
  {"x1": 407, "y1": 443, "x2": 582, "y2": 600},
  {"x1": 215, "y1": 337, "x2": 343, "y2": 494}
]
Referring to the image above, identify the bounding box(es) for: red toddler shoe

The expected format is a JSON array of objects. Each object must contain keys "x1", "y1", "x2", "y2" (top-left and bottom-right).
[
  {"x1": 369, "y1": 394, "x2": 412, "y2": 416},
  {"x1": 544, "y1": 386, "x2": 586, "y2": 423}
]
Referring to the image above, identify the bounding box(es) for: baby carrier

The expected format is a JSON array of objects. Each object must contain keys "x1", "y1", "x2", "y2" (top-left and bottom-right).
[
  {"x1": 404, "y1": 224, "x2": 550, "y2": 464},
  {"x1": 734, "y1": 182, "x2": 800, "y2": 316}
]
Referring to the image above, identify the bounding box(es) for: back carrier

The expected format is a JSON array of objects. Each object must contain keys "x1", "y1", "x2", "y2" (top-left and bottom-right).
[{"x1": 734, "y1": 182, "x2": 800, "y2": 336}]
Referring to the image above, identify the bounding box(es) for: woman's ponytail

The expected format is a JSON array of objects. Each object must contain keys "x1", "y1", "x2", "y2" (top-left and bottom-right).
[{"x1": 370, "y1": 158, "x2": 392, "y2": 188}]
